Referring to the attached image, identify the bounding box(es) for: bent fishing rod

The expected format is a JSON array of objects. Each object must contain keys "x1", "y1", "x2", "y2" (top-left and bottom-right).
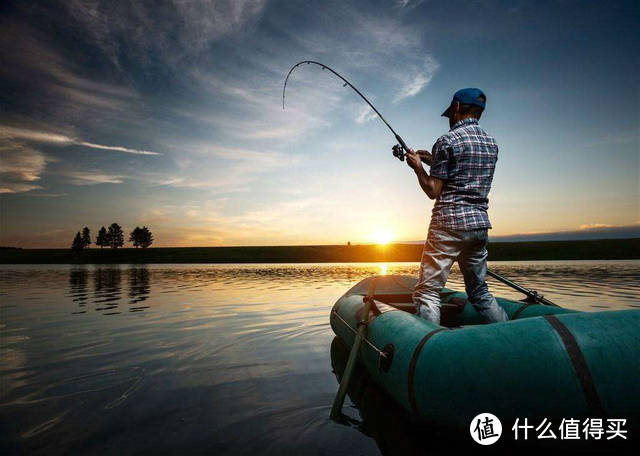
[
  {"x1": 282, "y1": 60, "x2": 557, "y2": 307},
  {"x1": 283, "y1": 60, "x2": 420, "y2": 162}
]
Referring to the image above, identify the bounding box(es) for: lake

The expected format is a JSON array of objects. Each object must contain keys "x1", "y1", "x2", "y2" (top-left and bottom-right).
[{"x1": 1, "y1": 261, "x2": 639, "y2": 454}]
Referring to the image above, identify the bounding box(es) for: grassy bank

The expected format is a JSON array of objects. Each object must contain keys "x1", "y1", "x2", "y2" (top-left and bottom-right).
[{"x1": 1, "y1": 238, "x2": 638, "y2": 264}]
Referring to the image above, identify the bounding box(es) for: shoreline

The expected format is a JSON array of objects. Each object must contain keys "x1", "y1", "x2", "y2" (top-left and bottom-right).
[{"x1": 1, "y1": 238, "x2": 638, "y2": 264}]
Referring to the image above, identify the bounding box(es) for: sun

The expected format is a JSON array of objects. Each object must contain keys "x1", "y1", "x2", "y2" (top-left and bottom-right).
[{"x1": 370, "y1": 230, "x2": 394, "y2": 246}]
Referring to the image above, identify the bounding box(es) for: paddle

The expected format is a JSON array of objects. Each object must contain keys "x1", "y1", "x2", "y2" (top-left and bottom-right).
[{"x1": 330, "y1": 277, "x2": 378, "y2": 420}]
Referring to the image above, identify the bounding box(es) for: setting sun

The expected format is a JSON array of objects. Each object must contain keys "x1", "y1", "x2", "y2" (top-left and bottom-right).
[{"x1": 369, "y1": 231, "x2": 395, "y2": 245}]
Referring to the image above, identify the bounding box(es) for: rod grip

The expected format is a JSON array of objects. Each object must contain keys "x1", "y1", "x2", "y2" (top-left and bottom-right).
[{"x1": 394, "y1": 134, "x2": 410, "y2": 154}]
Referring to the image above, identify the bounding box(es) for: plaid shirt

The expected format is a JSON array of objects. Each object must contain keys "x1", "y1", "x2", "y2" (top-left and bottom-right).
[{"x1": 429, "y1": 118, "x2": 497, "y2": 230}]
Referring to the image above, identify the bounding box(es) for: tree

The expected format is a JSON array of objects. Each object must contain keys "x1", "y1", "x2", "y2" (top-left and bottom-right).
[
  {"x1": 129, "y1": 226, "x2": 153, "y2": 248},
  {"x1": 96, "y1": 226, "x2": 107, "y2": 248},
  {"x1": 129, "y1": 227, "x2": 141, "y2": 248},
  {"x1": 107, "y1": 223, "x2": 124, "y2": 249},
  {"x1": 71, "y1": 232, "x2": 84, "y2": 252},
  {"x1": 81, "y1": 227, "x2": 91, "y2": 248},
  {"x1": 139, "y1": 226, "x2": 153, "y2": 248}
]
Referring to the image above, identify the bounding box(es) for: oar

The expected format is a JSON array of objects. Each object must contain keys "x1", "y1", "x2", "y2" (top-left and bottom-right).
[
  {"x1": 487, "y1": 270, "x2": 558, "y2": 306},
  {"x1": 330, "y1": 277, "x2": 378, "y2": 420}
]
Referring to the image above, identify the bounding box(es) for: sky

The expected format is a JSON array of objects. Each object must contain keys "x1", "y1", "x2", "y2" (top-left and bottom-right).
[{"x1": 0, "y1": 0, "x2": 638, "y2": 247}]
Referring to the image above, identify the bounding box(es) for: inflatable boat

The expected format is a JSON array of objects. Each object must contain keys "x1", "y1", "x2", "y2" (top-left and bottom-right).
[{"x1": 330, "y1": 275, "x2": 640, "y2": 428}]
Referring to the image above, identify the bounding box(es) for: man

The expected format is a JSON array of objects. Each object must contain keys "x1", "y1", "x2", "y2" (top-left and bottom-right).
[{"x1": 405, "y1": 88, "x2": 508, "y2": 324}]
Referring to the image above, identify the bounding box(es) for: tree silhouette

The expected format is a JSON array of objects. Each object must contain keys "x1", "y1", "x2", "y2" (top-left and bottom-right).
[
  {"x1": 81, "y1": 227, "x2": 91, "y2": 248},
  {"x1": 139, "y1": 226, "x2": 153, "y2": 248},
  {"x1": 129, "y1": 227, "x2": 141, "y2": 248},
  {"x1": 71, "y1": 232, "x2": 84, "y2": 252},
  {"x1": 107, "y1": 223, "x2": 124, "y2": 249},
  {"x1": 129, "y1": 226, "x2": 154, "y2": 248},
  {"x1": 96, "y1": 226, "x2": 107, "y2": 248}
]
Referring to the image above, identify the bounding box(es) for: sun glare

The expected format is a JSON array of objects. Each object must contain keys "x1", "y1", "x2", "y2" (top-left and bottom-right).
[{"x1": 370, "y1": 231, "x2": 394, "y2": 246}]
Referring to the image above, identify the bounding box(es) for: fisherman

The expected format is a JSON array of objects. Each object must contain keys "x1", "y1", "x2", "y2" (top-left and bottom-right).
[{"x1": 405, "y1": 88, "x2": 508, "y2": 324}]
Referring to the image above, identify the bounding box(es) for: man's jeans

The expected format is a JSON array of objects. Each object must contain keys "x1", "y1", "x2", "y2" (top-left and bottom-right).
[{"x1": 413, "y1": 226, "x2": 508, "y2": 324}]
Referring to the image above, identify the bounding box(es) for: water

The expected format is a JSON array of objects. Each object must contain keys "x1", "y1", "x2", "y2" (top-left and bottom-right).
[{"x1": 1, "y1": 261, "x2": 638, "y2": 454}]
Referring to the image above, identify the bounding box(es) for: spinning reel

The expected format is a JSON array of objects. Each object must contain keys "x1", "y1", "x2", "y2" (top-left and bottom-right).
[
  {"x1": 392, "y1": 144, "x2": 406, "y2": 161},
  {"x1": 392, "y1": 145, "x2": 431, "y2": 164}
]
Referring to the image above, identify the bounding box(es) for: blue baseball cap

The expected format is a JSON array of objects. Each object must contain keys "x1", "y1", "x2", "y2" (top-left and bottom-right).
[{"x1": 441, "y1": 88, "x2": 486, "y2": 117}]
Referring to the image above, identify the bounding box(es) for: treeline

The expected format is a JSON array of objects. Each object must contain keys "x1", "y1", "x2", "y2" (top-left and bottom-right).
[{"x1": 72, "y1": 224, "x2": 153, "y2": 252}]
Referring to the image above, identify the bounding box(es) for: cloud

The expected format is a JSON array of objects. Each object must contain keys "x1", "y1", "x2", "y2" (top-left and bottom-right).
[
  {"x1": 0, "y1": 125, "x2": 161, "y2": 155},
  {"x1": 202, "y1": 145, "x2": 294, "y2": 166},
  {"x1": 143, "y1": 195, "x2": 344, "y2": 246},
  {"x1": 76, "y1": 141, "x2": 159, "y2": 156},
  {"x1": 139, "y1": 144, "x2": 295, "y2": 191},
  {"x1": 394, "y1": 56, "x2": 440, "y2": 103},
  {"x1": 0, "y1": 182, "x2": 42, "y2": 194},
  {"x1": 28, "y1": 193, "x2": 68, "y2": 198},
  {"x1": 64, "y1": 0, "x2": 268, "y2": 66},
  {"x1": 0, "y1": 21, "x2": 140, "y2": 118},
  {"x1": 64, "y1": 172, "x2": 125, "y2": 185},
  {"x1": 578, "y1": 223, "x2": 616, "y2": 230},
  {"x1": 183, "y1": 71, "x2": 340, "y2": 141},
  {"x1": 395, "y1": 0, "x2": 426, "y2": 10},
  {"x1": 0, "y1": 141, "x2": 51, "y2": 193},
  {"x1": 355, "y1": 105, "x2": 379, "y2": 124}
]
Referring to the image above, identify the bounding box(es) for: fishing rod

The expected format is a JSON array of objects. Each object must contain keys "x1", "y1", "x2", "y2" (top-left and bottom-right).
[
  {"x1": 283, "y1": 60, "x2": 419, "y2": 162},
  {"x1": 487, "y1": 270, "x2": 558, "y2": 306},
  {"x1": 282, "y1": 60, "x2": 556, "y2": 307}
]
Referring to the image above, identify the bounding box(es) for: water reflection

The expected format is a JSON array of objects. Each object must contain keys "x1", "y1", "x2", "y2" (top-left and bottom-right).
[
  {"x1": 128, "y1": 267, "x2": 150, "y2": 311},
  {"x1": 56, "y1": 261, "x2": 640, "y2": 318},
  {"x1": 93, "y1": 267, "x2": 122, "y2": 314},
  {"x1": 68, "y1": 267, "x2": 88, "y2": 310},
  {"x1": 68, "y1": 267, "x2": 152, "y2": 315}
]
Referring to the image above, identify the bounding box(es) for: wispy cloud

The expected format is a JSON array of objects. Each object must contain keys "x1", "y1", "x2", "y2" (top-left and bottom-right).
[
  {"x1": 64, "y1": 172, "x2": 125, "y2": 186},
  {"x1": 578, "y1": 223, "x2": 616, "y2": 230},
  {"x1": 393, "y1": 56, "x2": 440, "y2": 103},
  {"x1": 76, "y1": 141, "x2": 159, "y2": 156},
  {"x1": 0, "y1": 125, "x2": 161, "y2": 155},
  {"x1": 0, "y1": 21, "x2": 140, "y2": 119},
  {"x1": 355, "y1": 105, "x2": 379, "y2": 124},
  {"x1": 64, "y1": 0, "x2": 268, "y2": 67},
  {"x1": 28, "y1": 192, "x2": 68, "y2": 198},
  {"x1": 0, "y1": 141, "x2": 51, "y2": 193},
  {"x1": 139, "y1": 144, "x2": 295, "y2": 191},
  {"x1": 395, "y1": 0, "x2": 426, "y2": 10}
]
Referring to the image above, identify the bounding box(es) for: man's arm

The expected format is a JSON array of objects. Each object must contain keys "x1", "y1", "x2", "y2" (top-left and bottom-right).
[{"x1": 406, "y1": 150, "x2": 444, "y2": 200}]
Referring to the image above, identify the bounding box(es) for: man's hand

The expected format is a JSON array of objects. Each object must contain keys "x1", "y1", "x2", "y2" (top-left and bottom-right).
[
  {"x1": 407, "y1": 147, "x2": 444, "y2": 200},
  {"x1": 406, "y1": 149, "x2": 423, "y2": 172},
  {"x1": 416, "y1": 150, "x2": 433, "y2": 166}
]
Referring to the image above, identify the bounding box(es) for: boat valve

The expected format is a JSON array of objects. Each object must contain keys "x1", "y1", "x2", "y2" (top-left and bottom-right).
[{"x1": 378, "y1": 343, "x2": 395, "y2": 373}]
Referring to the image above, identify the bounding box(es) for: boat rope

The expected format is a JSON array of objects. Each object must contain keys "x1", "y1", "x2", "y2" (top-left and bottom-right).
[
  {"x1": 282, "y1": 60, "x2": 411, "y2": 156},
  {"x1": 331, "y1": 309, "x2": 387, "y2": 358}
]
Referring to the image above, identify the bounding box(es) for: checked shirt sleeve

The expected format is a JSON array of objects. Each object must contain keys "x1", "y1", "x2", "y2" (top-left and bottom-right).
[{"x1": 430, "y1": 136, "x2": 450, "y2": 180}]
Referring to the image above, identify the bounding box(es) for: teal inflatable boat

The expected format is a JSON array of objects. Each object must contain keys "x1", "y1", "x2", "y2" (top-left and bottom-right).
[{"x1": 330, "y1": 275, "x2": 640, "y2": 428}]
